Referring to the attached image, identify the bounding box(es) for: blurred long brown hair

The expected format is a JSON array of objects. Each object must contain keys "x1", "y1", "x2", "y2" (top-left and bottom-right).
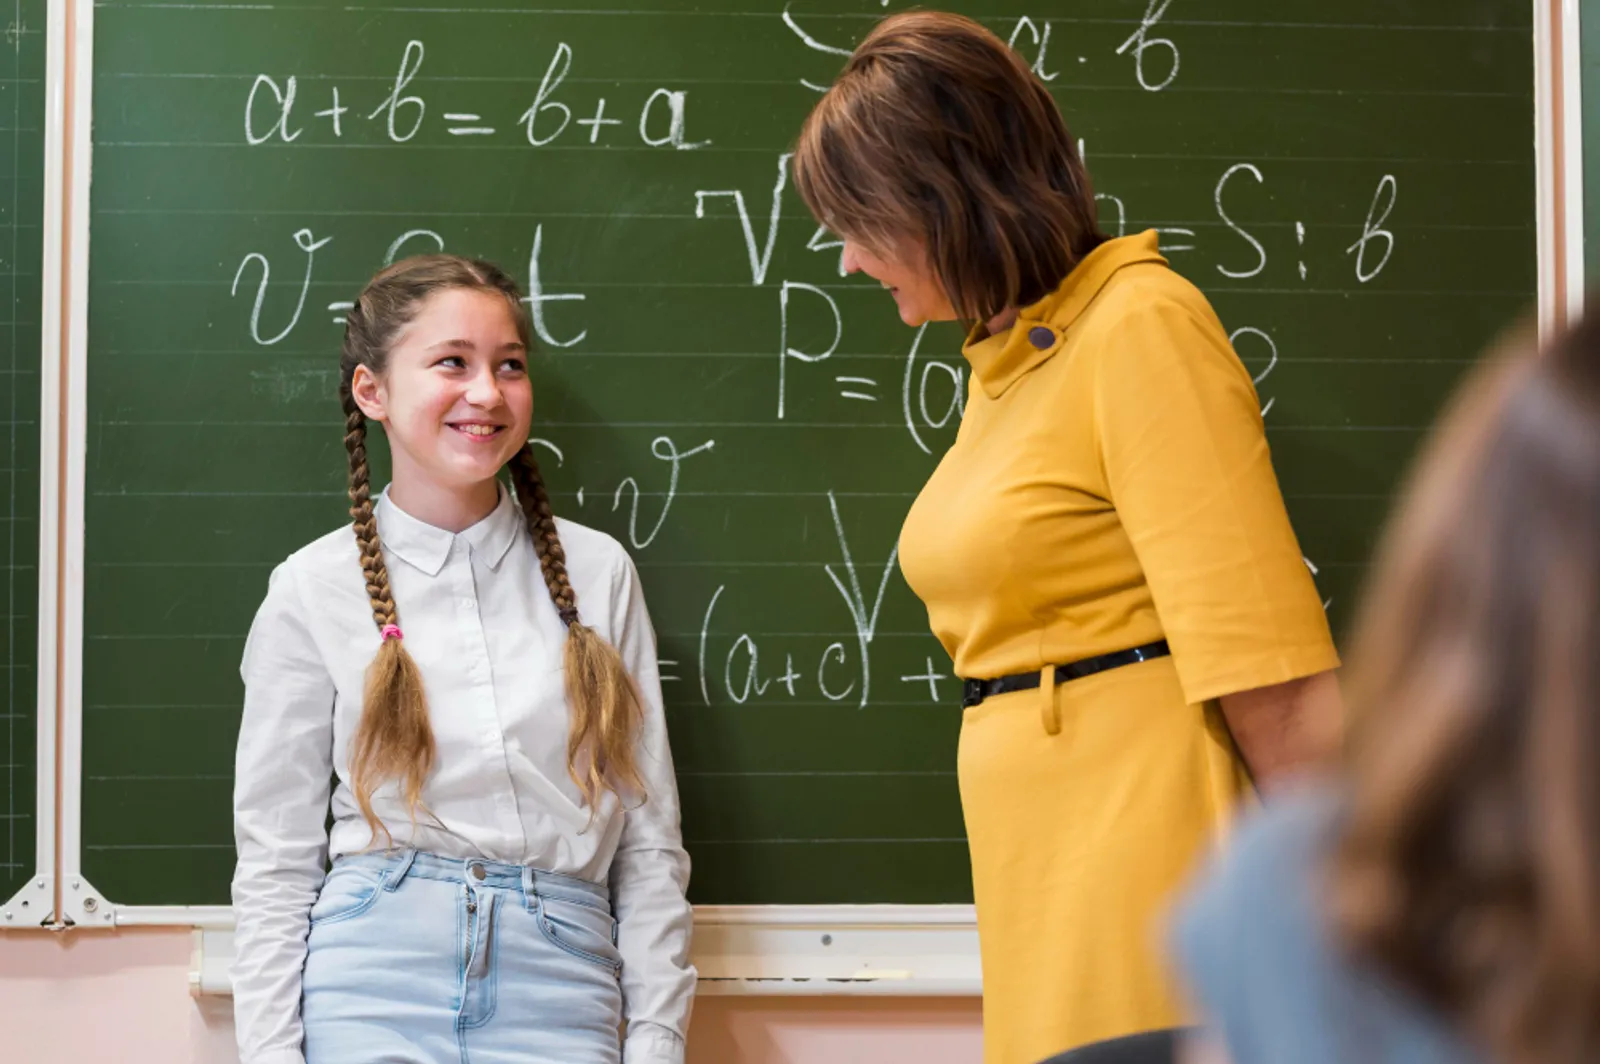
[{"x1": 1330, "y1": 307, "x2": 1600, "y2": 1063}]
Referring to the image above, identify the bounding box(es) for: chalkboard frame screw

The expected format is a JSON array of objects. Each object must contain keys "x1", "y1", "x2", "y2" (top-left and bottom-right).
[
  {"x1": 821, "y1": 934, "x2": 833, "y2": 946},
  {"x1": 82, "y1": 897, "x2": 98, "y2": 913}
]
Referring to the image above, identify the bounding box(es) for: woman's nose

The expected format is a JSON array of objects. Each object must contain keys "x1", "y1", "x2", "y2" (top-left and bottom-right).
[{"x1": 840, "y1": 241, "x2": 864, "y2": 276}]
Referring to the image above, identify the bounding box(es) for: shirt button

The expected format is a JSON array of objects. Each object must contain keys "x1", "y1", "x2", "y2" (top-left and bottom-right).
[
  {"x1": 460, "y1": 599, "x2": 474, "y2": 610},
  {"x1": 1028, "y1": 325, "x2": 1057, "y2": 350}
]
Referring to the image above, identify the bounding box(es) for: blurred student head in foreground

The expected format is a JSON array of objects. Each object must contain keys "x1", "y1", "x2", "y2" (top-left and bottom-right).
[{"x1": 1173, "y1": 305, "x2": 1600, "y2": 1064}]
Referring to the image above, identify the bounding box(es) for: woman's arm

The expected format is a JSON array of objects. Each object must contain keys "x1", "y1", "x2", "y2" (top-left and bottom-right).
[
  {"x1": 1090, "y1": 300, "x2": 1341, "y2": 771},
  {"x1": 231, "y1": 563, "x2": 337, "y2": 1064},
  {"x1": 1217, "y1": 669, "x2": 1342, "y2": 790}
]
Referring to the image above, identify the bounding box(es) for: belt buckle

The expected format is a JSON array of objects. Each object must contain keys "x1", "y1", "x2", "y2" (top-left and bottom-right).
[{"x1": 961, "y1": 678, "x2": 985, "y2": 708}]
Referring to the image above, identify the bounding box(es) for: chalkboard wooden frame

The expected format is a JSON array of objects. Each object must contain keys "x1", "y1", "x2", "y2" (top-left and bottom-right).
[
  {"x1": 55, "y1": 0, "x2": 99, "y2": 929},
  {"x1": 1568, "y1": 0, "x2": 1590, "y2": 307},
  {"x1": 46, "y1": 0, "x2": 1563, "y2": 998},
  {"x1": 1536, "y1": 0, "x2": 1585, "y2": 324},
  {"x1": 0, "y1": 0, "x2": 65, "y2": 931}
]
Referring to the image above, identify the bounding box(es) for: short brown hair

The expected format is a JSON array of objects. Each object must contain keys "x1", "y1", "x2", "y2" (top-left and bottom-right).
[
  {"x1": 1329, "y1": 307, "x2": 1600, "y2": 1062},
  {"x1": 792, "y1": 11, "x2": 1104, "y2": 321},
  {"x1": 339, "y1": 255, "x2": 645, "y2": 841}
]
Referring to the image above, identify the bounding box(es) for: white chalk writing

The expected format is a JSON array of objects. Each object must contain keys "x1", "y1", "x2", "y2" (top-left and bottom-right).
[
  {"x1": 1347, "y1": 175, "x2": 1398, "y2": 282},
  {"x1": 230, "y1": 228, "x2": 332, "y2": 346},
  {"x1": 612, "y1": 437, "x2": 716, "y2": 549}
]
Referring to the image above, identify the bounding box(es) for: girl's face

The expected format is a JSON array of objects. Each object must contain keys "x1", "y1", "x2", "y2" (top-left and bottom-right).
[
  {"x1": 351, "y1": 287, "x2": 533, "y2": 518},
  {"x1": 840, "y1": 235, "x2": 957, "y2": 327}
]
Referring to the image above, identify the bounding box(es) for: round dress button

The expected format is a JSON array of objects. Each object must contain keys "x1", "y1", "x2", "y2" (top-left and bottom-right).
[
  {"x1": 469, "y1": 863, "x2": 486, "y2": 881},
  {"x1": 1028, "y1": 325, "x2": 1056, "y2": 350}
]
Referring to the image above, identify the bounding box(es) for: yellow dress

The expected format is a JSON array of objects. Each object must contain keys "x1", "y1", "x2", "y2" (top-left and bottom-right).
[{"x1": 898, "y1": 231, "x2": 1339, "y2": 1063}]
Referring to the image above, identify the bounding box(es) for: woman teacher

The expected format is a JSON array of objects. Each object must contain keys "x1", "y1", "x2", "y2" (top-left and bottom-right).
[{"x1": 793, "y1": 12, "x2": 1341, "y2": 1064}]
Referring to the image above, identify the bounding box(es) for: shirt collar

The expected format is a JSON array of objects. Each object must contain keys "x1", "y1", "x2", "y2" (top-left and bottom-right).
[
  {"x1": 374, "y1": 483, "x2": 522, "y2": 577},
  {"x1": 962, "y1": 229, "x2": 1169, "y2": 399}
]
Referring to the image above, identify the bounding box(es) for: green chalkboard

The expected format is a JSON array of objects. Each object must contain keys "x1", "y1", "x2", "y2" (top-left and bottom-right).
[
  {"x1": 1, "y1": 0, "x2": 45, "y2": 909},
  {"x1": 81, "y1": 0, "x2": 1536, "y2": 908}
]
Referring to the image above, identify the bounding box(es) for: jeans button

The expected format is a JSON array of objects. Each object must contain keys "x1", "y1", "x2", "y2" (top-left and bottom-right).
[{"x1": 469, "y1": 863, "x2": 486, "y2": 881}]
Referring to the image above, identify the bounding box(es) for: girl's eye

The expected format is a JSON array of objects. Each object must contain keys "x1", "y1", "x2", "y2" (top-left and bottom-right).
[
  {"x1": 500, "y1": 358, "x2": 527, "y2": 374},
  {"x1": 435, "y1": 355, "x2": 466, "y2": 369}
]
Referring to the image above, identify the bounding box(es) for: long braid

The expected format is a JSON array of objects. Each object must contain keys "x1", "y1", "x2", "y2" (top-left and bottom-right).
[
  {"x1": 341, "y1": 376, "x2": 435, "y2": 846},
  {"x1": 344, "y1": 397, "x2": 397, "y2": 630},
  {"x1": 509, "y1": 444, "x2": 646, "y2": 810},
  {"x1": 509, "y1": 445, "x2": 579, "y2": 624}
]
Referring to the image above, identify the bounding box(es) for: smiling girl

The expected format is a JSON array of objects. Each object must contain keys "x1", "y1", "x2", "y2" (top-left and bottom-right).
[{"x1": 229, "y1": 255, "x2": 694, "y2": 1064}]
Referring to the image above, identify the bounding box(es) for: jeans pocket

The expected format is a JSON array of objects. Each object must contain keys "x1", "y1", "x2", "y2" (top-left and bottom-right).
[
  {"x1": 532, "y1": 893, "x2": 622, "y2": 974},
  {"x1": 308, "y1": 863, "x2": 388, "y2": 927}
]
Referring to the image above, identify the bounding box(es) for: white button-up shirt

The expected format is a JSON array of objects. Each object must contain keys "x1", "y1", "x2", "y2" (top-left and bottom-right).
[{"x1": 231, "y1": 487, "x2": 695, "y2": 1064}]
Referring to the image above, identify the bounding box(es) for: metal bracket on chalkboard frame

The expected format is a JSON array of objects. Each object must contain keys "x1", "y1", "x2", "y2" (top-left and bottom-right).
[
  {"x1": 55, "y1": 875, "x2": 117, "y2": 929},
  {"x1": 1, "y1": 877, "x2": 54, "y2": 930}
]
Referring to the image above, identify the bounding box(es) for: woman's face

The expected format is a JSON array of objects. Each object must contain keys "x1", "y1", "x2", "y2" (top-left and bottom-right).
[{"x1": 841, "y1": 236, "x2": 957, "y2": 327}]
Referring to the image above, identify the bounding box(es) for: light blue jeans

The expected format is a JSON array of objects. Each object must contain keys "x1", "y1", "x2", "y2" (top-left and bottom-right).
[{"x1": 301, "y1": 849, "x2": 623, "y2": 1064}]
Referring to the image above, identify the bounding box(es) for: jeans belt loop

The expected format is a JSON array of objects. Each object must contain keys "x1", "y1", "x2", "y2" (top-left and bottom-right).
[
  {"x1": 1039, "y1": 665, "x2": 1061, "y2": 736},
  {"x1": 520, "y1": 863, "x2": 534, "y2": 904},
  {"x1": 384, "y1": 848, "x2": 418, "y2": 892}
]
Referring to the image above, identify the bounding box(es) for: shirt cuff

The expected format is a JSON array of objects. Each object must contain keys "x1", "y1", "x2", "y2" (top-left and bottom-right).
[
  {"x1": 241, "y1": 1050, "x2": 306, "y2": 1064},
  {"x1": 623, "y1": 1024, "x2": 686, "y2": 1064}
]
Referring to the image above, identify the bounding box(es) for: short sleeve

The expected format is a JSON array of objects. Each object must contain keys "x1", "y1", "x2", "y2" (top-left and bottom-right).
[{"x1": 1093, "y1": 294, "x2": 1339, "y2": 705}]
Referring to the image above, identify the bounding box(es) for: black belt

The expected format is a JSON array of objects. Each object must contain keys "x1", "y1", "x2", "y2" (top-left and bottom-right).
[{"x1": 960, "y1": 640, "x2": 1171, "y2": 709}]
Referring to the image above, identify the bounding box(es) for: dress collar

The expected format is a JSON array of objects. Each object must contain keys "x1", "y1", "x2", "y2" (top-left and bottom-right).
[{"x1": 962, "y1": 230, "x2": 1169, "y2": 399}]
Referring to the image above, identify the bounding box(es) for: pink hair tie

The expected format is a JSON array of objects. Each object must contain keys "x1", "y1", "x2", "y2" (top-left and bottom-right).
[{"x1": 380, "y1": 624, "x2": 403, "y2": 642}]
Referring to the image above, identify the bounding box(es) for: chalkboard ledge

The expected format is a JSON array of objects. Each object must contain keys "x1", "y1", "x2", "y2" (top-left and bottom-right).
[{"x1": 188, "y1": 905, "x2": 981, "y2": 997}]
